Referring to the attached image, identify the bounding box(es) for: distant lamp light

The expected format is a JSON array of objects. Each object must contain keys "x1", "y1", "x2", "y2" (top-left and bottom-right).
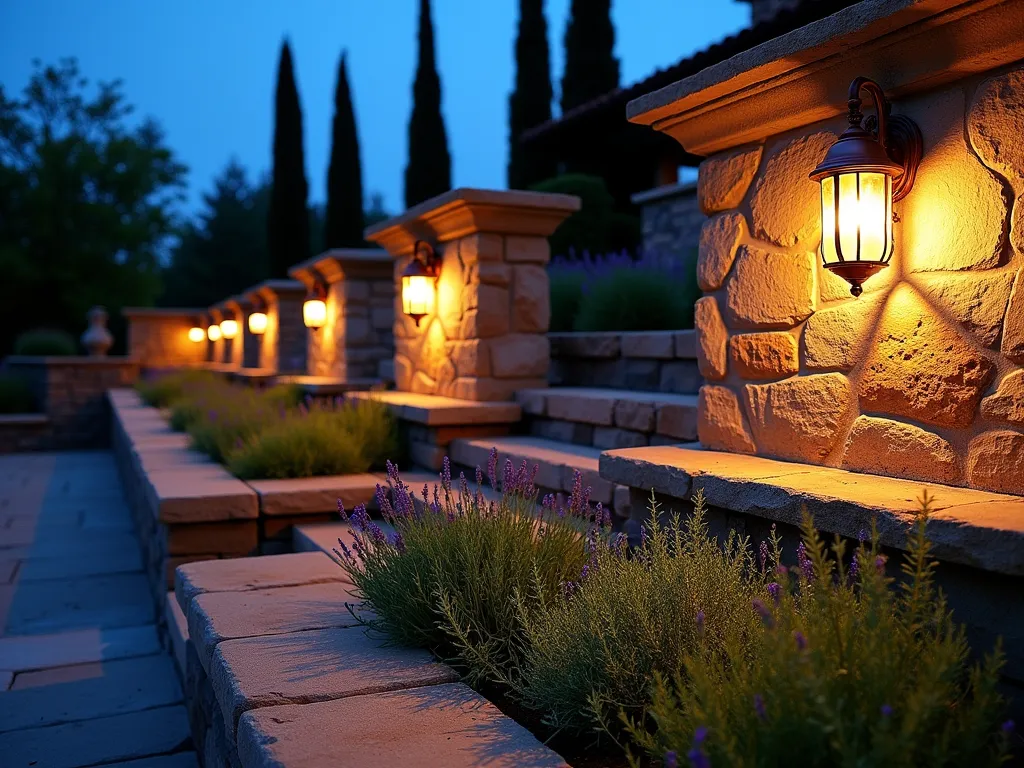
[
  {"x1": 188, "y1": 327, "x2": 205, "y2": 343},
  {"x1": 248, "y1": 311, "x2": 267, "y2": 335},
  {"x1": 220, "y1": 318, "x2": 239, "y2": 339},
  {"x1": 810, "y1": 76, "x2": 922, "y2": 297},
  {"x1": 303, "y1": 278, "x2": 328, "y2": 330},
  {"x1": 401, "y1": 240, "x2": 441, "y2": 326},
  {"x1": 207, "y1": 324, "x2": 222, "y2": 342}
]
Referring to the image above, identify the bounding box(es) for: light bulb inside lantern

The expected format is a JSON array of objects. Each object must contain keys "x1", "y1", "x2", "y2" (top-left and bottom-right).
[
  {"x1": 248, "y1": 312, "x2": 267, "y2": 335},
  {"x1": 188, "y1": 327, "x2": 205, "y2": 343},
  {"x1": 303, "y1": 299, "x2": 327, "y2": 329},
  {"x1": 220, "y1": 319, "x2": 239, "y2": 339},
  {"x1": 402, "y1": 275, "x2": 435, "y2": 325},
  {"x1": 207, "y1": 325, "x2": 222, "y2": 342}
]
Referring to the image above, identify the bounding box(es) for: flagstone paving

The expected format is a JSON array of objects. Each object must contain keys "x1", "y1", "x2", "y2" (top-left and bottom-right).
[{"x1": 0, "y1": 451, "x2": 198, "y2": 767}]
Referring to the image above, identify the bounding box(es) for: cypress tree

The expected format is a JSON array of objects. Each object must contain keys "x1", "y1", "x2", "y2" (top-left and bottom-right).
[
  {"x1": 404, "y1": 0, "x2": 451, "y2": 208},
  {"x1": 267, "y1": 40, "x2": 310, "y2": 277},
  {"x1": 560, "y1": 0, "x2": 619, "y2": 113},
  {"x1": 508, "y1": 0, "x2": 555, "y2": 189},
  {"x1": 324, "y1": 52, "x2": 365, "y2": 248}
]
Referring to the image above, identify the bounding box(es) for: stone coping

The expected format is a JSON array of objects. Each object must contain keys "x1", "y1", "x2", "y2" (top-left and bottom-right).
[
  {"x1": 242, "y1": 278, "x2": 306, "y2": 303},
  {"x1": 228, "y1": 368, "x2": 278, "y2": 382},
  {"x1": 550, "y1": 329, "x2": 696, "y2": 360},
  {"x1": 276, "y1": 375, "x2": 380, "y2": 395},
  {"x1": 0, "y1": 414, "x2": 48, "y2": 425},
  {"x1": 248, "y1": 473, "x2": 382, "y2": 516},
  {"x1": 346, "y1": 390, "x2": 521, "y2": 426},
  {"x1": 288, "y1": 248, "x2": 391, "y2": 286},
  {"x1": 173, "y1": 551, "x2": 566, "y2": 766},
  {"x1": 365, "y1": 187, "x2": 581, "y2": 255},
  {"x1": 627, "y1": 0, "x2": 1024, "y2": 155},
  {"x1": 122, "y1": 307, "x2": 204, "y2": 319},
  {"x1": 630, "y1": 179, "x2": 697, "y2": 206},
  {"x1": 599, "y1": 443, "x2": 1024, "y2": 577}
]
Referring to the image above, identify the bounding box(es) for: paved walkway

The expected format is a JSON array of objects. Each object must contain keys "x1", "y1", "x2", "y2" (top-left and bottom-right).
[{"x1": 0, "y1": 451, "x2": 198, "y2": 768}]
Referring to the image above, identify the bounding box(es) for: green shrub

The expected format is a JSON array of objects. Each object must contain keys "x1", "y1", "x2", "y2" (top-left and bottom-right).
[
  {"x1": 549, "y1": 269, "x2": 586, "y2": 332},
  {"x1": 334, "y1": 457, "x2": 594, "y2": 686},
  {"x1": 532, "y1": 174, "x2": 615, "y2": 258},
  {"x1": 227, "y1": 399, "x2": 398, "y2": 480},
  {"x1": 628, "y1": 493, "x2": 1012, "y2": 768},
  {"x1": 135, "y1": 369, "x2": 220, "y2": 407},
  {"x1": 573, "y1": 258, "x2": 698, "y2": 332},
  {"x1": 516, "y1": 492, "x2": 766, "y2": 737},
  {"x1": 0, "y1": 373, "x2": 35, "y2": 413},
  {"x1": 14, "y1": 329, "x2": 77, "y2": 356}
]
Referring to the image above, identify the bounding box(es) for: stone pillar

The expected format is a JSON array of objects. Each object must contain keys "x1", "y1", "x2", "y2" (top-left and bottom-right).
[
  {"x1": 206, "y1": 308, "x2": 224, "y2": 366},
  {"x1": 251, "y1": 280, "x2": 307, "y2": 375},
  {"x1": 236, "y1": 296, "x2": 262, "y2": 370},
  {"x1": 289, "y1": 249, "x2": 394, "y2": 381},
  {"x1": 221, "y1": 298, "x2": 244, "y2": 369},
  {"x1": 367, "y1": 188, "x2": 580, "y2": 402},
  {"x1": 123, "y1": 308, "x2": 206, "y2": 369}
]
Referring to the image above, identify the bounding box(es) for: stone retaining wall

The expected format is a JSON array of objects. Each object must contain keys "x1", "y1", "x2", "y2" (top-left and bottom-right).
[
  {"x1": 548, "y1": 330, "x2": 701, "y2": 393},
  {"x1": 123, "y1": 308, "x2": 206, "y2": 369}
]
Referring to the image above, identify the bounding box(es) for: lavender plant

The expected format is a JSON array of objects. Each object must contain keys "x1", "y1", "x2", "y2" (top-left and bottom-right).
[
  {"x1": 629, "y1": 492, "x2": 1012, "y2": 767},
  {"x1": 333, "y1": 454, "x2": 597, "y2": 686},
  {"x1": 135, "y1": 368, "x2": 220, "y2": 407},
  {"x1": 515, "y1": 491, "x2": 766, "y2": 738}
]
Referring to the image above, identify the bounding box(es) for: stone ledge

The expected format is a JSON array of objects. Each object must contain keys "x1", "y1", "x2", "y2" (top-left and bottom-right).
[
  {"x1": 347, "y1": 390, "x2": 521, "y2": 426},
  {"x1": 247, "y1": 474, "x2": 382, "y2": 516},
  {"x1": 276, "y1": 375, "x2": 381, "y2": 396},
  {"x1": 599, "y1": 443, "x2": 1024, "y2": 576}
]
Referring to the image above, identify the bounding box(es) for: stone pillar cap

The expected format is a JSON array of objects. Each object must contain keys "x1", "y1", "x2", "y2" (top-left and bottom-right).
[
  {"x1": 365, "y1": 187, "x2": 581, "y2": 255},
  {"x1": 627, "y1": 0, "x2": 1024, "y2": 155},
  {"x1": 288, "y1": 248, "x2": 391, "y2": 287},
  {"x1": 242, "y1": 279, "x2": 307, "y2": 303}
]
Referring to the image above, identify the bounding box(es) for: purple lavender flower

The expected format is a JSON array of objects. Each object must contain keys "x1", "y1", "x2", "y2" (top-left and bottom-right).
[
  {"x1": 333, "y1": 538, "x2": 355, "y2": 565},
  {"x1": 1002, "y1": 720, "x2": 1015, "y2": 734},
  {"x1": 441, "y1": 456, "x2": 452, "y2": 493},
  {"x1": 487, "y1": 447, "x2": 498, "y2": 489},
  {"x1": 664, "y1": 752, "x2": 678, "y2": 768},
  {"x1": 459, "y1": 471, "x2": 469, "y2": 502},
  {"x1": 568, "y1": 471, "x2": 585, "y2": 516},
  {"x1": 390, "y1": 531, "x2": 406, "y2": 554},
  {"x1": 752, "y1": 598, "x2": 774, "y2": 629},
  {"x1": 759, "y1": 540, "x2": 769, "y2": 571},
  {"x1": 541, "y1": 493, "x2": 555, "y2": 511},
  {"x1": 528, "y1": 463, "x2": 539, "y2": 494},
  {"x1": 797, "y1": 542, "x2": 814, "y2": 582},
  {"x1": 696, "y1": 610, "x2": 705, "y2": 635},
  {"x1": 848, "y1": 552, "x2": 860, "y2": 582},
  {"x1": 386, "y1": 459, "x2": 400, "y2": 486},
  {"x1": 422, "y1": 484, "x2": 430, "y2": 504},
  {"x1": 594, "y1": 502, "x2": 604, "y2": 528},
  {"x1": 794, "y1": 631, "x2": 807, "y2": 651},
  {"x1": 475, "y1": 465, "x2": 484, "y2": 488},
  {"x1": 337, "y1": 499, "x2": 348, "y2": 521},
  {"x1": 858, "y1": 528, "x2": 868, "y2": 543},
  {"x1": 350, "y1": 504, "x2": 371, "y2": 531},
  {"x1": 375, "y1": 484, "x2": 395, "y2": 522},
  {"x1": 880, "y1": 704, "x2": 893, "y2": 718},
  {"x1": 502, "y1": 458, "x2": 514, "y2": 494},
  {"x1": 432, "y1": 485, "x2": 440, "y2": 510},
  {"x1": 366, "y1": 521, "x2": 387, "y2": 545},
  {"x1": 753, "y1": 694, "x2": 767, "y2": 722},
  {"x1": 687, "y1": 727, "x2": 710, "y2": 768},
  {"x1": 581, "y1": 563, "x2": 591, "y2": 581},
  {"x1": 767, "y1": 582, "x2": 781, "y2": 604}
]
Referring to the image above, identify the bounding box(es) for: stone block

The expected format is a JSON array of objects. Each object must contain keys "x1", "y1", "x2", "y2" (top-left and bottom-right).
[
  {"x1": 698, "y1": 144, "x2": 762, "y2": 214},
  {"x1": 248, "y1": 474, "x2": 380, "y2": 516},
  {"x1": 489, "y1": 334, "x2": 549, "y2": 378},
  {"x1": 458, "y1": 233, "x2": 503, "y2": 263},
  {"x1": 613, "y1": 484, "x2": 631, "y2": 518},
  {"x1": 459, "y1": 287, "x2": 509, "y2": 339},
  {"x1": 656, "y1": 402, "x2": 700, "y2": 441},
  {"x1": 725, "y1": 246, "x2": 815, "y2": 329},
  {"x1": 593, "y1": 427, "x2": 648, "y2": 450},
  {"x1": 750, "y1": 131, "x2": 836, "y2": 247},
  {"x1": 506, "y1": 235, "x2": 550, "y2": 263},
  {"x1": 477, "y1": 262, "x2": 512, "y2": 286},
  {"x1": 659, "y1": 361, "x2": 702, "y2": 395},
  {"x1": 982, "y1": 369, "x2": 1024, "y2": 424},
  {"x1": 1003, "y1": 271, "x2": 1024, "y2": 363},
  {"x1": 698, "y1": 212, "x2": 745, "y2": 290},
  {"x1": 549, "y1": 332, "x2": 620, "y2": 359},
  {"x1": 545, "y1": 390, "x2": 616, "y2": 425},
  {"x1": 530, "y1": 419, "x2": 594, "y2": 446},
  {"x1": 147, "y1": 468, "x2": 259, "y2": 524},
  {"x1": 803, "y1": 292, "x2": 886, "y2": 371},
  {"x1": 623, "y1": 359, "x2": 661, "y2": 390},
  {"x1": 453, "y1": 376, "x2": 544, "y2": 402},
  {"x1": 236, "y1": 683, "x2": 567, "y2": 768},
  {"x1": 621, "y1": 331, "x2": 675, "y2": 359},
  {"x1": 745, "y1": 373, "x2": 853, "y2": 462},
  {"x1": 168, "y1": 521, "x2": 258, "y2": 557},
  {"x1": 968, "y1": 66, "x2": 1024, "y2": 191},
  {"x1": 511, "y1": 265, "x2": 550, "y2": 333},
  {"x1": 371, "y1": 306, "x2": 394, "y2": 330},
  {"x1": 728, "y1": 332, "x2": 798, "y2": 380},
  {"x1": 410, "y1": 439, "x2": 446, "y2": 470},
  {"x1": 697, "y1": 385, "x2": 756, "y2": 454},
  {"x1": 841, "y1": 416, "x2": 961, "y2": 486},
  {"x1": 211, "y1": 626, "x2": 458, "y2": 737},
  {"x1": 860, "y1": 285, "x2": 995, "y2": 429},
  {"x1": 674, "y1": 330, "x2": 697, "y2": 358},
  {"x1": 695, "y1": 296, "x2": 727, "y2": 380},
  {"x1": 515, "y1": 388, "x2": 547, "y2": 415},
  {"x1": 910, "y1": 271, "x2": 1015, "y2": 348},
  {"x1": 614, "y1": 399, "x2": 655, "y2": 432},
  {"x1": 968, "y1": 430, "x2": 1024, "y2": 495}
]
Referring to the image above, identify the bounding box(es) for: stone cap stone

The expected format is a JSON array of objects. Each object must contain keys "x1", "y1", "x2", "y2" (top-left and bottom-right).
[
  {"x1": 600, "y1": 443, "x2": 1024, "y2": 577},
  {"x1": 242, "y1": 278, "x2": 306, "y2": 304},
  {"x1": 121, "y1": 307, "x2": 204, "y2": 320},
  {"x1": 288, "y1": 248, "x2": 391, "y2": 286},
  {"x1": 365, "y1": 187, "x2": 581, "y2": 255},
  {"x1": 627, "y1": 0, "x2": 1024, "y2": 155},
  {"x1": 630, "y1": 179, "x2": 697, "y2": 206},
  {"x1": 347, "y1": 390, "x2": 521, "y2": 426}
]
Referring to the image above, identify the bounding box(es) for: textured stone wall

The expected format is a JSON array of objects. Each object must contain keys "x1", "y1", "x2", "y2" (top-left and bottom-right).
[
  {"x1": 549, "y1": 330, "x2": 700, "y2": 393},
  {"x1": 308, "y1": 279, "x2": 394, "y2": 380},
  {"x1": 635, "y1": 182, "x2": 703, "y2": 267},
  {"x1": 392, "y1": 233, "x2": 551, "y2": 401},
  {"x1": 695, "y1": 65, "x2": 1024, "y2": 496},
  {"x1": 125, "y1": 313, "x2": 205, "y2": 369},
  {"x1": 256, "y1": 290, "x2": 307, "y2": 374}
]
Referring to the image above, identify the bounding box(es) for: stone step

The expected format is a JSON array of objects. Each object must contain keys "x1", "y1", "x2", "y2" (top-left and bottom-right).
[
  {"x1": 516, "y1": 386, "x2": 698, "y2": 450},
  {"x1": 449, "y1": 435, "x2": 622, "y2": 508}
]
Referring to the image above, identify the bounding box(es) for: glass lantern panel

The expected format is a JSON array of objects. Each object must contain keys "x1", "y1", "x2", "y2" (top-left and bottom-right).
[
  {"x1": 858, "y1": 172, "x2": 888, "y2": 262},
  {"x1": 820, "y1": 175, "x2": 838, "y2": 265},
  {"x1": 402, "y1": 274, "x2": 435, "y2": 318},
  {"x1": 303, "y1": 299, "x2": 327, "y2": 329},
  {"x1": 248, "y1": 312, "x2": 268, "y2": 335}
]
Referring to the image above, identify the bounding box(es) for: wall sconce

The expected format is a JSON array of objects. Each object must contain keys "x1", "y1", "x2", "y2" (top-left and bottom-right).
[
  {"x1": 188, "y1": 326, "x2": 205, "y2": 343},
  {"x1": 248, "y1": 298, "x2": 268, "y2": 335},
  {"x1": 207, "y1": 324, "x2": 222, "y2": 342},
  {"x1": 303, "y1": 278, "x2": 328, "y2": 330},
  {"x1": 219, "y1": 317, "x2": 239, "y2": 339},
  {"x1": 809, "y1": 76, "x2": 922, "y2": 296},
  {"x1": 401, "y1": 240, "x2": 441, "y2": 326}
]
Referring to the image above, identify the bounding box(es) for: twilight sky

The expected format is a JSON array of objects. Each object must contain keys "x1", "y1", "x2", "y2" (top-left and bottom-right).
[{"x1": 0, "y1": 0, "x2": 749, "y2": 217}]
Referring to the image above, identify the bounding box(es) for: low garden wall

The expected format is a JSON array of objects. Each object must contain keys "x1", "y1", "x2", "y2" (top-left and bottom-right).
[{"x1": 548, "y1": 330, "x2": 700, "y2": 394}]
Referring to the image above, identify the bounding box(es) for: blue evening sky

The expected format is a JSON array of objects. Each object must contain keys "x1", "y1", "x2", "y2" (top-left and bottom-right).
[{"x1": 0, "y1": 0, "x2": 749, "y2": 217}]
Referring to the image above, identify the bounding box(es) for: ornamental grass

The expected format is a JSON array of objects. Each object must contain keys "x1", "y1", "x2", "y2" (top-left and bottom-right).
[
  {"x1": 333, "y1": 454, "x2": 596, "y2": 686},
  {"x1": 628, "y1": 491, "x2": 1012, "y2": 768}
]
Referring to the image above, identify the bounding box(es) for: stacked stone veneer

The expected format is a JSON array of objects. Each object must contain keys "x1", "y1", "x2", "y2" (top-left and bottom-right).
[
  {"x1": 123, "y1": 308, "x2": 206, "y2": 369},
  {"x1": 633, "y1": 181, "x2": 703, "y2": 268},
  {"x1": 549, "y1": 330, "x2": 701, "y2": 393},
  {"x1": 289, "y1": 250, "x2": 394, "y2": 380},
  {"x1": 367, "y1": 189, "x2": 580, "y2": 402},
  {"x1": 245, "y1": 280, "x2": 307, "y2": 374},
  {"x1": 693, "y1": 66, "x2": 1024, "y2": 496}
]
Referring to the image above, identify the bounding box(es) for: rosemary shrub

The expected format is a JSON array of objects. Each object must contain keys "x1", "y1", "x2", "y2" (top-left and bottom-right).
[
  {"x1": 333, "y1": 454, "x2": 596, "y2": 686},
  {"x1": 630, "y1": 492, "x2": 1012, "y2": 767}
]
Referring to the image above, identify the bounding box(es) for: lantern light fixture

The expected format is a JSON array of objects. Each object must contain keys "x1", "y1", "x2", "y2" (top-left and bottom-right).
[
  {"x1": 207, "y1": 324, "x2": 222, "y2": 342},
  {"x1": 248, "y1": 297, "x2": 268, "y2": 335},
  {"x1": 303, "y1": 277, "x2": 328, "y2": 330},
  {"x1": 220, "y1": 317, "x2": 239, "y2": 339},
  {"x1": 809, "y1": 76, "x2": 923, "y2": 297},
  {"x1": 188, "y1": 326, "x2": 205, "y2": 343},
  {"x1": 401, "y1": 240, "x2": 441, "y2": 326}
]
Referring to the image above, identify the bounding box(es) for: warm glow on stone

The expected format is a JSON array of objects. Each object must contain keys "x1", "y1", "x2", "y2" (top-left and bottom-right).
[
  {"x1": 402, "y1": 274, "x2": 435, "y2": 320},
  {"x1": 303, "y1": 299, "x2": 327, "y2": 329},
  {"x1": 207, "y1": 325, "x2": 222, "y2": 342},
  {"x1": 188, "y1": 327, "x2": 205, "y2": 343},
  {"x1": 219, "y1": 319, "x2": 239, "y2": 339},
  {"x1": 248, "y1": 312, "x2": 268, "y2": 335}
]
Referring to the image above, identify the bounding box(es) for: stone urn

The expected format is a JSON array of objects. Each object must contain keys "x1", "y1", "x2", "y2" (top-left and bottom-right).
[{"x1": 81, "y1": 306, "x2": 114, "y2": 357}]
